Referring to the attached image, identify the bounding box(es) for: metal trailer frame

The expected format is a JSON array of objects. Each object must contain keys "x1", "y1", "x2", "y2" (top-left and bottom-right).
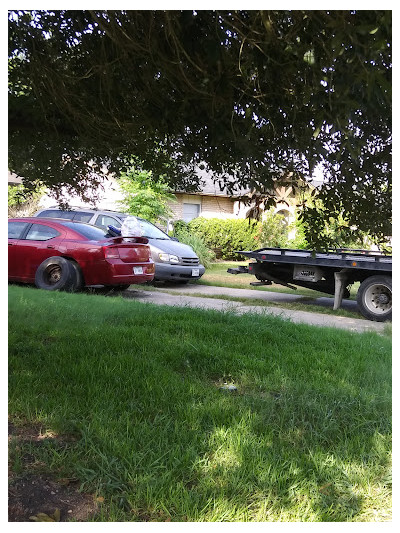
[{"x1": 227, "y1": 247, "x2": 392, "y2": 317}]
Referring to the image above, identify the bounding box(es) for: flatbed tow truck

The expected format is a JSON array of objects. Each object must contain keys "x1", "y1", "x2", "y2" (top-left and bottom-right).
[{"x1": 228, "y1": 247, "x2": 392, "y2": 322}]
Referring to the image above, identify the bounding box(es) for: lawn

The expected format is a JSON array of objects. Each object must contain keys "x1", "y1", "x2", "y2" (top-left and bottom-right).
[{"x1": 8, "y1": 285, "x2": 392, "y2": 522}]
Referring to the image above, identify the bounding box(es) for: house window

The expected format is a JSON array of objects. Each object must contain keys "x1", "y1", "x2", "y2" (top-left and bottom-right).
[{"x1": 183, "y1": 203, "x2": 201, "y2": 222}]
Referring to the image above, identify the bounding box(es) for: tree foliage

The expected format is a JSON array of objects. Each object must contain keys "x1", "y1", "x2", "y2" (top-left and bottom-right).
[
  {"x1": 8, "y1": 182, "x2": 45, "y2": 217},
  {"x1": 117, "y1": 166, "x2": 176, "y2": 223},
  {"x1": 8, "y1": 10, "x2": 391, "y2": 247}
]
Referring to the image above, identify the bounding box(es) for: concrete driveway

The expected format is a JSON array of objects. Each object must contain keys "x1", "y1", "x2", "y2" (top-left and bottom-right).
[{"x1": 123, "y1": 284, "x2": 387, "y2": 334}]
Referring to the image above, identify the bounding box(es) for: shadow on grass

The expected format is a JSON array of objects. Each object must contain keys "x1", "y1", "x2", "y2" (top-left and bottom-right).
[{"x1": 8, "y1": 286, "x2": 392, "y2": 522}]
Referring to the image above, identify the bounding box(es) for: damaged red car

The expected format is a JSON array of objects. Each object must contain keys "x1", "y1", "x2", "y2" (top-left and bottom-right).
[{"x1": 8, "y1": 218, "x2": 155, "y2": 291}]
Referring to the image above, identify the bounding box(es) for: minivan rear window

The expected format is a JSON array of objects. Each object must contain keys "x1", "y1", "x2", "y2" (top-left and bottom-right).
[
  {"x1": 72, "y1": 212, "x2": 93, "y2": 223},
  {"x1": 38, "y1": 209, "x2": 75, "y2": 220}
]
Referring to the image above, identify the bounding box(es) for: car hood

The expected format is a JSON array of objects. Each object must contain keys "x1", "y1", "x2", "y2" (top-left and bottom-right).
[{"x1": 148, "y1": 238, "x2": 198, "y2": 258}]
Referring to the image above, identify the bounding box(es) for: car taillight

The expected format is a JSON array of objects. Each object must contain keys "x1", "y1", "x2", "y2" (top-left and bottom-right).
[{"x1": 103, "y1": 246, "x2": 120, "y2": 259}]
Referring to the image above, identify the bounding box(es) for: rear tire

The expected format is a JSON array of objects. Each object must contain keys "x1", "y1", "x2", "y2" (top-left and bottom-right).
[
  {"x1": 35, "y1": 257, "x2": 75, "y2": 291},
  {"x1": 357, "y1": 275, "x2": 392, "y2": 322},
  {"x1": 68, "y1": 261, "x2": 84, "y2": 292}
]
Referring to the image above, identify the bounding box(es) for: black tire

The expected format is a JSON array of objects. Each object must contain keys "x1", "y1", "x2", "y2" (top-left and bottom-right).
[
  {"x1": 357, "y1": 275, "x2": 392, "y2": 322},
  {"x1": 35, "y1": 256, "x2": 75, "y2": 291},
  {"x1": 68, "y1": 261, "x2": 84, "y2": 292}
]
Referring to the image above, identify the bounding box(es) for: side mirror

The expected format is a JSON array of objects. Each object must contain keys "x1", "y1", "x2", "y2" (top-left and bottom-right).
[{"x1": 170, "y1": 237, "x2": 179, "y2": 242}]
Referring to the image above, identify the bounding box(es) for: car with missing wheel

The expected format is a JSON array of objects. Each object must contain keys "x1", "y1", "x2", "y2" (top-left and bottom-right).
[
  {"x1": 34, "y1": 207, "x2": 206, "y2": 284},
  {"x1": 8, "y1": 218, "x2": 155, "y2": 291}
]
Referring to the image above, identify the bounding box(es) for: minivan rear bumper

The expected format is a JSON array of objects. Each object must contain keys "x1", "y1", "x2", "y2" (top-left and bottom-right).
[{"x1": 154, "y1": 263, "x2": 205, "y2": 282}]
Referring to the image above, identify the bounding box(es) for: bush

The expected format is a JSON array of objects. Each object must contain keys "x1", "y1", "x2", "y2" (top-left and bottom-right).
[
  {"x1": 186, "y1": 217, "x2": 261, "y2": 260},
  {"x1": 172, "y1": 212, "x2": 312, "y2": 260},
  {"x1": 8, "y1": 183, "x2": 45, "y2": 217},
  {"x1": 257, "y1": 210, "x2": 289, "y2": 248},
  {"x1": 172, "y1": 219, "x2": 190, "y2": 235},
  {"x1": 287, "y1": 215, "x2": 310, "y2": 249},
  {"x1": 174, "y1": 229, "x2": 216, "y2": 269}
]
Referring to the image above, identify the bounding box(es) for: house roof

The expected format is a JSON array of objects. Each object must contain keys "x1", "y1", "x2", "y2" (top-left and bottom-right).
[
  {"x1": 178, "y1": 167, "x2": 321, "y2": 198},
  {"x1": 177, "y1": 167, "x2": 250, "y2": 198}
]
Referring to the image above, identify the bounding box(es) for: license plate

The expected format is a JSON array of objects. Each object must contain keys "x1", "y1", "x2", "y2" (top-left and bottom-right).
[
  {"x1": 133, "y1": 266, "x2": 143, "y2": 275},
  {"x1": 191, "y1": 268, "x2": 200, "y2": 277}
]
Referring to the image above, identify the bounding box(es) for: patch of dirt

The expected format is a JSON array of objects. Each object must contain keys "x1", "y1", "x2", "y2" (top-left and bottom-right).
[
  {"x1": 8, "y1": 474, "x2": 99, "y2": 522},
  {"x1": 8, "y1": 421, "x2": 99, "y2": 522}
]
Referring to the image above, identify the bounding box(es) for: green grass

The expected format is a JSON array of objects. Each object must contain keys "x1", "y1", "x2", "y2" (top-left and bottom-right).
[
  {"x1": 8, "y1": 286, "x2": 392, "y2": 522},
  {"x1": 140, "y1": 260, "x2": 363, "y2": 319},
  {"x1": 136, "y1": 284, "x2": 364, "y2": 320},
  {"x1": 155, "y1": 290, "x2": 365, "y2": 320},
  {"x1": 198, "y1": 261, "x2": 359, "y2": 300}
]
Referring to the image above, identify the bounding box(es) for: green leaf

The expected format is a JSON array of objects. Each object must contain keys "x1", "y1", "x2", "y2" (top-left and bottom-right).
[{"x1": 303, "y1": 50, "x2": 315, "y2": 65}]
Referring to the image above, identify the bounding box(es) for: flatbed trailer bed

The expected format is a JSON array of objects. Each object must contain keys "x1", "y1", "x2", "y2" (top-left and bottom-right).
[{"x1": 228, "y1": 247, "x2": 392, "y2": 322}]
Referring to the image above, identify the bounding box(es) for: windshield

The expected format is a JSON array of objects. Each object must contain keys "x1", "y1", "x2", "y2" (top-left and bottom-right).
[
  {"x1": 60, "y1": 221, "x2": 108, "y2": 240},
  {"x1": 138, "y1": 219, "x2": 170, "y2": 240}
]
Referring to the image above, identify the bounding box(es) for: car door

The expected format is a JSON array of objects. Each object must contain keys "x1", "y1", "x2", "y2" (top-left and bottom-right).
[
  {"x1": 8, "y1": 220, "x2": 30, "y2": 279},
  {"x1": 17, "y1": 223, "x2": 63, "y2": 281}
]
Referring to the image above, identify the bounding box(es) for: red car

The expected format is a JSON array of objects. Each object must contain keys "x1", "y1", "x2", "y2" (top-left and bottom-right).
[{"x1": 8, "y1": 217, "x2": 155, "y2": 291}]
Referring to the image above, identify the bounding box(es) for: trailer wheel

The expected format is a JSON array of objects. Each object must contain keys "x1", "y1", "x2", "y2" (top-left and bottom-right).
[{"x1": 357, "y1": 275, "x2": 392, "y2": 322}]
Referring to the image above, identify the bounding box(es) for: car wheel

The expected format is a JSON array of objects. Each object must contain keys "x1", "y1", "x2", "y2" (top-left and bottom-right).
[
  {"x1": 357, "y1": 275, "x2": 392, "y2": 322},
  {"x1": 68, "y1": 261, "x2": 84, "y2": 292},
  {"x1": 35, "y1": 257, "x2": 75, "y2": 291}
]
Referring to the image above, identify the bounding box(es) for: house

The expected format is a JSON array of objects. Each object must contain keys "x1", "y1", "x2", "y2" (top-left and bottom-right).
[
  {"x1": 167, "y1": 167, "x2": 319, "y2": 225},
  {"x1": 8, "y1": 172, "x2": 23, "y2": 186},
  {"x1": 168, "y1": 167, "x2": 319, "y2": 231},
  {"x1": 168, "y1": 167, "x2": 248, "y2": 222},
  {"x1": 8, "y1": 168, "x2": 318, "y2": 227}
]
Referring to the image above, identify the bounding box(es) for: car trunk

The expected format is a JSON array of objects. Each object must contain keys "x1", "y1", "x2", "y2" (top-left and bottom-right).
[{"x1": 103, "y1": 237, "x2": 151, "y2": 263}]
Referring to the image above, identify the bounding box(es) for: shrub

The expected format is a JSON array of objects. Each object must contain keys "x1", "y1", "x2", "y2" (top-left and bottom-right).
[
  {"x1": 8, "y1": 183, "x2": 45, "y2": 217},
  {"x1": 174, "y1": 229, "x2": 216, "y2": 269},
  {"x1": 186, "y1": 217, "x2": 261, "y2": 260},
  {"x1": 172, "y1": 219, "x2": 190, "y2": 235},
  {"x1": 287, "y1": 215, "x2": 310, "y2": 249},
  {"x1": 257, "y1": 209, "x2": 289, "y2": 248}
]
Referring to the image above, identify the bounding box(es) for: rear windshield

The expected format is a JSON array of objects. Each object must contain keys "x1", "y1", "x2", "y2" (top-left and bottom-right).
[
  {"x1": 60, "y1": 221, "x2": 108, "y2": 240},
  {"x1": 38, "y1": 209, "x2": 75, "y2": 220},
  {"x1": 38, "y1": 209, "x2": 93, "y2": 223},
  {"x1": 138, "y1": 218, "x2": 170, "y2": 240}
]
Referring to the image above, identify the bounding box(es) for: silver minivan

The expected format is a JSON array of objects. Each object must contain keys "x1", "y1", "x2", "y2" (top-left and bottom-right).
[{"x1": 34, "y1": 207, "x2": 205, "y2": 283}]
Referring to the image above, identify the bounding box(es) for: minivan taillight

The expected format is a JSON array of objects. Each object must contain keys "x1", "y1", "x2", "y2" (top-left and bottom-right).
[{"x1": 103, "y1": 246, "x2": 120, "y2": 259}]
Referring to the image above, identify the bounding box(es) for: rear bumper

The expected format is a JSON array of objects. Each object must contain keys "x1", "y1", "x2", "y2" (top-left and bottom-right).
[
  {"x1": 154, "y1": 263, "x2": 205, "y2": 282},
  {"x1": 83, "y1": 260, "x2": 155, "y2": 285}
]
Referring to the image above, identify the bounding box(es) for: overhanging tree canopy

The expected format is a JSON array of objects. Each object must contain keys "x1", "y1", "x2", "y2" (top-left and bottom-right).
[{"x1": 8, "y1": 10, "x2": 392, "y2": 246}]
